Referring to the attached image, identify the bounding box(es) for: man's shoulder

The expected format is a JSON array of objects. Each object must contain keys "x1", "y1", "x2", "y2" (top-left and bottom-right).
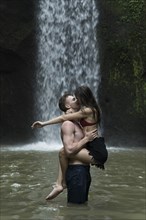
[
  {"x1": 62, "y1": 120, "x2": 75, "y2": 127},
  {"x1": 61, "y1": 120, "x2": 75, "y2": 133}
]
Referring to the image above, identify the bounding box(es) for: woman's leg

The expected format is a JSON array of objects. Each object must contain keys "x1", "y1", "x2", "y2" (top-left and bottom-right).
[
  {"x1": 59, "y1": 147, "x2": 68, "y2": 188},
  {"x1": 69, "y1": 148, "x2": 93, "y2": 164},
  {"x1": 59, "y1": 148, "x2": 94, "y2": 190},
  {"x1": 46, "y1": 148, "x2": 66, "y2": 200},
  {"x1": 46, "y1": 148, "x2": 94, "y2": 201}
]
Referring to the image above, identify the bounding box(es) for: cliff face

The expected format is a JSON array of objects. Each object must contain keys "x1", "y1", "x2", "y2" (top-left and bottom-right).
[
  {"x1": 0, "y1": 0, "x2": 145, "y2": 146},
  {"x1": 97, "y1": 0, "x2": 146, "y2": 146},
  {"x1": 0, "y1": 0, "x2": 36, "y2": 143}
]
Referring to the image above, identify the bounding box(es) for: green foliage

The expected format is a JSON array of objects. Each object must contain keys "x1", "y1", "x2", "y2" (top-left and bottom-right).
[
  {"x1": 100, "y1": 0, "x2": 146, "y2": 117},
  {"x1": 132, "y1": 56, "x2": 146, "y2": 116}
]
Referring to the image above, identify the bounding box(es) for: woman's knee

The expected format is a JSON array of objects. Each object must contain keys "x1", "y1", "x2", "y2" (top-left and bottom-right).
[{"x1": 59, "y1": 148, "x2": 66, "y2": 158}]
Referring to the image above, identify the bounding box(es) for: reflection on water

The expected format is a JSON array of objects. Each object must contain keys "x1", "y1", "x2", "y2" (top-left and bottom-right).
[{"x1": 0, "y1": 144, "x2": 145, "y2": 220}]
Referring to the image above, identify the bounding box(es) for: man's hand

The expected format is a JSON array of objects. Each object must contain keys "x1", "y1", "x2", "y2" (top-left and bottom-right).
[
  {"x1": 84, "y1": 129, "x2": 98, "y2": 142},
  {"x1": 31, "y1": 121, "x2": 44, "y2": 129}
]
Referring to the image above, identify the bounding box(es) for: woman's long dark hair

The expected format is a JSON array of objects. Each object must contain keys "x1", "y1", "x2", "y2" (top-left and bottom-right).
[{"x1": 74, "y1": 85, "x2": 101, "y2": 124}]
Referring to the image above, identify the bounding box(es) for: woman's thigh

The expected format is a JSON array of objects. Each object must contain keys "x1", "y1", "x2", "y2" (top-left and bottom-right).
[{"x1": 69, "y1": 148, "x2": 92, "y2": 164}]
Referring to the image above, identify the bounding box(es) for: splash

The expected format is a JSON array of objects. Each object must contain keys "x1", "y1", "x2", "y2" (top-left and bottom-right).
[{"x1": 0, "y1": 142, "x2": 61, "y2": 152}]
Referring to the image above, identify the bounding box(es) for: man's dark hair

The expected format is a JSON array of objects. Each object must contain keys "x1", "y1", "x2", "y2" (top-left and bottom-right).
[{"x1": 58, "y1": 92, "x2": 72, "y2": 112}]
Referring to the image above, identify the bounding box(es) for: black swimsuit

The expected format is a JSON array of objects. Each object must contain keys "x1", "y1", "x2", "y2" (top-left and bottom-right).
[
  {"x1": 80, "y1": 119, "x2": 108, "y2": 169},
  {"x1": 86, "y1": 137, "x2": 108, "y2": 169}
]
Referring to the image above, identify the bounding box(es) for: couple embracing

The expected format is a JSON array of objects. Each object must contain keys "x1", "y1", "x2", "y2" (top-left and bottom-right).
[{"x1": 31, "y1": 85, "x2": 108, "y2": 204}]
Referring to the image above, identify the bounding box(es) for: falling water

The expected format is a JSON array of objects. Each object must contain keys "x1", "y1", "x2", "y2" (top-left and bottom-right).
[{"x1": 35, "y1": 0, "x2": 100, "y2": 142}]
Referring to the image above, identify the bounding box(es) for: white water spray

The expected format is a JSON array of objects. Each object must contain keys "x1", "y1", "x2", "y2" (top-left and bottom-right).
[{"x1": 36, "y1": 0, "x2": 100, "y2": 142}]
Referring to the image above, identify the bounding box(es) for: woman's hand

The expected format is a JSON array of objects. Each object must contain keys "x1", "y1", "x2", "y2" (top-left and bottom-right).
[
  {"x1": 84, "y1": 129, "x2": 98, "y2": 142},
  {"x1": 31, "y1": 121, "x2": 44, "y2": 129}
]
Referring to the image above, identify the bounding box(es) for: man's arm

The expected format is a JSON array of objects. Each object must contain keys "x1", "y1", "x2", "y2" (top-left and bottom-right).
[
  {"x1": 61, "y1": 121, "x2": 77, "y2": 156},
  {"x1": 61, "y1": 121, "x2": 97, "y2": 157}
]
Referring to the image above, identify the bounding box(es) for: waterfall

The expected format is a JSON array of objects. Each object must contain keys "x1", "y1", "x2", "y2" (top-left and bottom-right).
[{"x1": 35, "y1": 0, "x2": 100, "y2": 143}]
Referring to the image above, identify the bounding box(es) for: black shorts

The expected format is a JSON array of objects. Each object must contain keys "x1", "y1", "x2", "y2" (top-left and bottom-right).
[
  {"x1": 66, "y1": 165, "x2": 91, "y2": 204},
  {"x1": 86, "y1": 137, "x2": 108, "y2": 169}
]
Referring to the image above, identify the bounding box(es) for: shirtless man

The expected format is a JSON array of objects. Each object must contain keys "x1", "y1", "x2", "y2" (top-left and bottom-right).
[{"x1": 44, "y1": 93, "x2": 97, "y2": 203}]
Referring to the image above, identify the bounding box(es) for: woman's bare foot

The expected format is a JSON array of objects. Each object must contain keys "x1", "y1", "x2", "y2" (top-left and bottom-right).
[
  {"x1": 46, "y1": 185, "x2": 64, "y2": 200},
  {"x1": 62, "y1": 182, "x2": 67, "y2": 189}
]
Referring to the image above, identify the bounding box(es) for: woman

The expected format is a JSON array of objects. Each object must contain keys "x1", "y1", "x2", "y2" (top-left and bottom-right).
[
  {"x1": 31, "y1": 85, "x2": 108, "y2": 199},
  {"x1": 74, "y1": 86, "x2": 108, "y2": 169}
]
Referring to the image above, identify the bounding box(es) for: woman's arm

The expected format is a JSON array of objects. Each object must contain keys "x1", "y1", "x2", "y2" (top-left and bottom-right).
[
  {"x1": 31, "y1": 109, "x2": 91, "y2": 129},
  {"x1": 31, "y1": 115, "x2": 64, "y2": 128}
]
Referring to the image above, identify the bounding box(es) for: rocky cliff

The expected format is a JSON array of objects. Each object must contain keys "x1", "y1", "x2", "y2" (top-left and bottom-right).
[
  {"x1": 0, "y1": 0, "x2": 36, "y2": 144},
  {"x1": 97, "y1": 0, "x2": 146, "y2": 146}
]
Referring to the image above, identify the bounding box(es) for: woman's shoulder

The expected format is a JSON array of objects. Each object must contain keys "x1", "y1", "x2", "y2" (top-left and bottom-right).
[{"x1": 81, "y1": 107, "x2": 93, "y2": 114}]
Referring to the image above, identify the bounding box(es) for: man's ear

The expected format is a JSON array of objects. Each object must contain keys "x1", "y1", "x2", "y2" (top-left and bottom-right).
[
  {"x1": 65, "y1": 104, "x2": 70, "y2": 109},
  {"x1": 66, "y1": 108, "x2": 73, "y2": 114}
]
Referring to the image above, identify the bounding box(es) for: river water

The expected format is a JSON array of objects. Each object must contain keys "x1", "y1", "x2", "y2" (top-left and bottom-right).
[{"x1": 0, "y1": 144, "x2": 145, "y2": 220}]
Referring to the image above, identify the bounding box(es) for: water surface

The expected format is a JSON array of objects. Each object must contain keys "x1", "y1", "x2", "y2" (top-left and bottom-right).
[{"x1": 0, "y1": 144, "x2": 145, "y2": 220}]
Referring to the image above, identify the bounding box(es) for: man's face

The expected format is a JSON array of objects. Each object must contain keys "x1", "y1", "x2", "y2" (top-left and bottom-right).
[{"x1": 65, "y1": 95, "x2": 80, "y2": 111}]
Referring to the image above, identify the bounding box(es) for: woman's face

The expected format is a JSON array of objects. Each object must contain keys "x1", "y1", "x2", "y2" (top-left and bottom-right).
[{"x1": 74, "y1": 94, "x2": 81, "y2": 106}]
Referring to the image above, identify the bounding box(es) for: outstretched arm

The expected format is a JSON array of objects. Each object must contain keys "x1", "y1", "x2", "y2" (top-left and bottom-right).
[
  {"x1": 31, "y1": 109, "x2": 91, "y2": 129},
  {"x1": 31, "y1": 115, "x2": 64, "y2": 128}
]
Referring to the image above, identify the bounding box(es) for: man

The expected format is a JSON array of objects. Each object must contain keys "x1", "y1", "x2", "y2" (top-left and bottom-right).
[{"x1": 45, "y1": 93, "x2": 97, "y2": 204}]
